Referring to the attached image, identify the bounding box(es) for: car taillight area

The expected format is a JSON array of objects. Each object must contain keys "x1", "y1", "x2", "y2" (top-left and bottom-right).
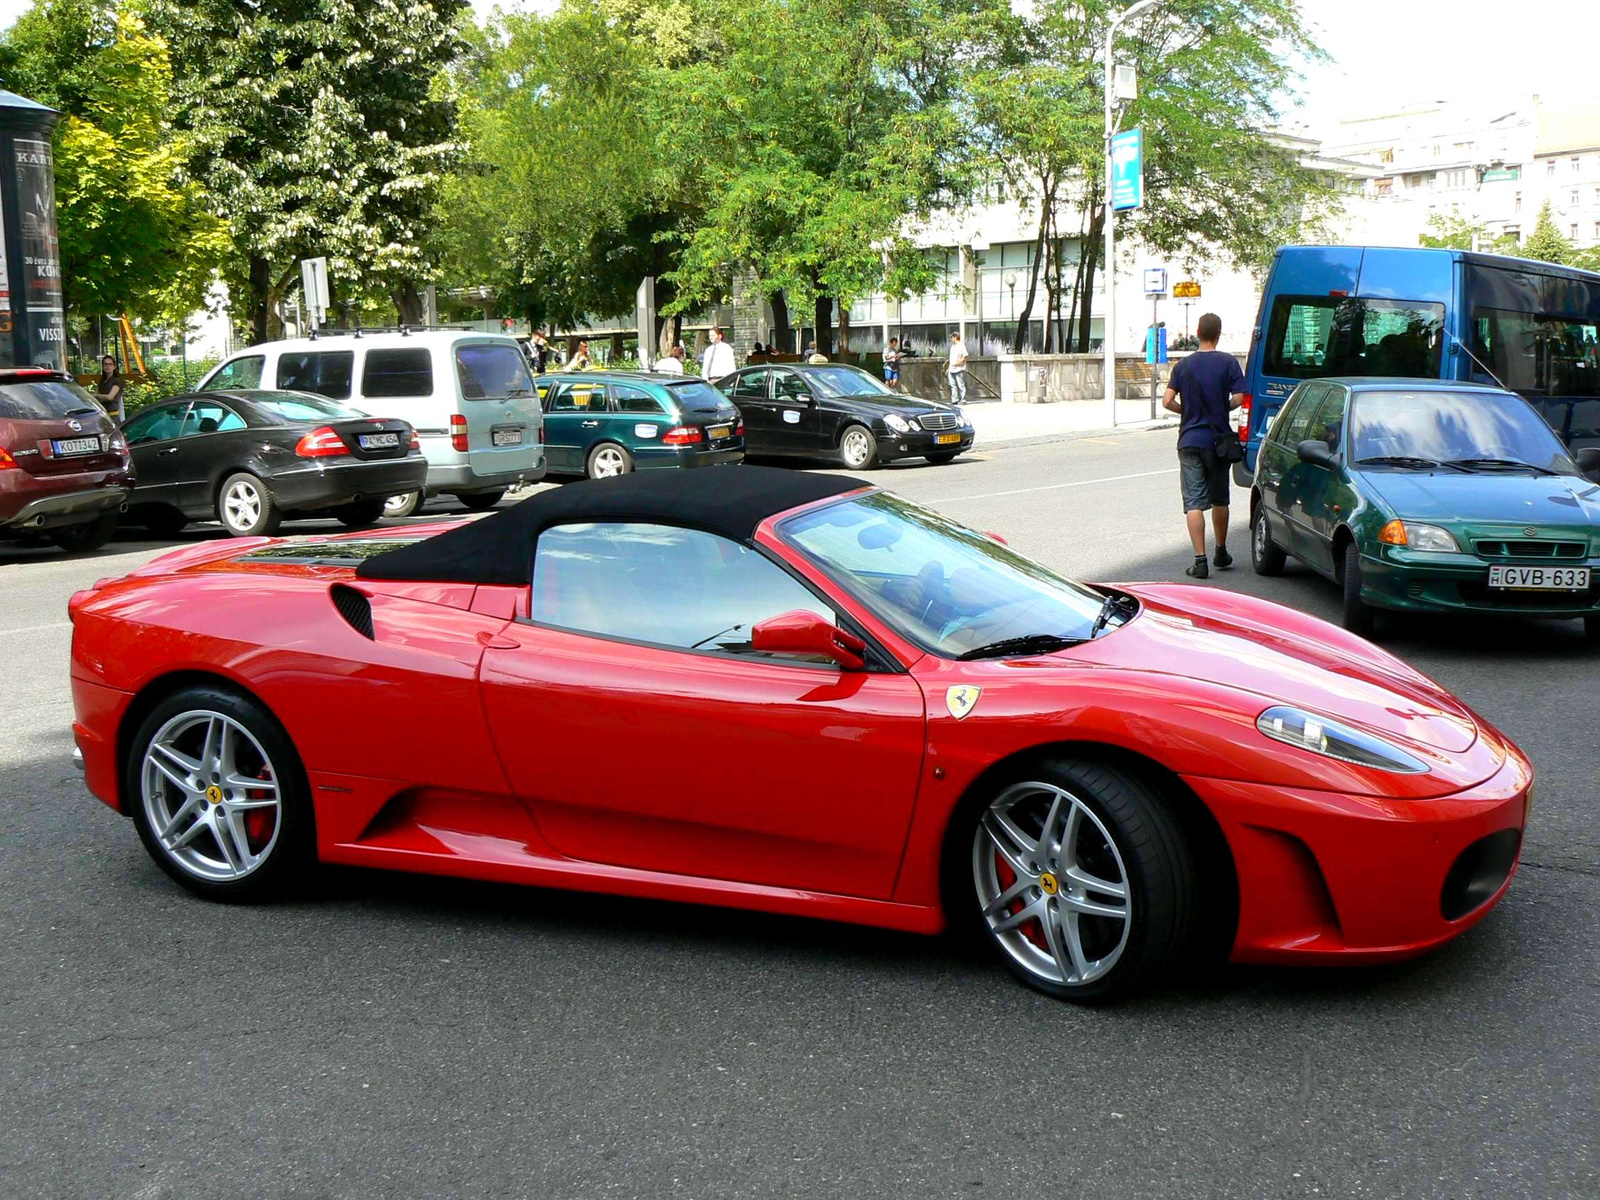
[
  {"x1": 295, "y1": 426, "x2": 349, "y2": 458},
  {"x1": 0, "y1": 445, "x2": 16, "y2": 469},
  {"x1": 451, "y1": 413, "x2": 469, "y2": 452},
  {"x1": 663, "y1": 426, "x2": 704, "y2": 445},
  {"x1": 1237, "y1": 392, "x2": 1252, "y2": 442}
]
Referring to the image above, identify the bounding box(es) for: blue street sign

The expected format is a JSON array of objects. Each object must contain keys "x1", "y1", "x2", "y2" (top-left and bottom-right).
[
  {"x1": 1145, "y1": 326, "x2": 1168, "y2": 365},
  {"x1": 1111, "y1": 128, "x2": 1143, "y2": 211}
]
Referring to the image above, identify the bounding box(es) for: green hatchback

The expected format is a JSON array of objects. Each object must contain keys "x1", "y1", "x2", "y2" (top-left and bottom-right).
[
  {"x1": 1250, "y1": 378, "x2": 1600, "y2": 638},
  {"x1": 537, "y1": 371, "x2": 745, "y2": 479}
]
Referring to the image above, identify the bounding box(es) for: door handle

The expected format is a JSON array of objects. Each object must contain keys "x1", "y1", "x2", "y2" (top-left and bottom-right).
[
  {"x1": 580, "y1": 420, "x2": 599, "y2": 428},
  {"x1": 157, "y1": 446, "x2": 180, "y2": 455},
  {"x1": 476, "y1": 629, "x2": 520, "y2": 650}
]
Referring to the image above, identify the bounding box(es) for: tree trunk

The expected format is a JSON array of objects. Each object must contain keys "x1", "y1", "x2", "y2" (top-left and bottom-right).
[
  {"x1": 1076, "y1": 205, "x2": 1106, "y2": 353},
  {"x1": 770, "y1": 290, "x2": 791, "y2": 353},
  {"x1": 813, "y1": 294, "x2": 833, "y2": 357},
  {"x1": 249, "y1": 254, "x2": 272, "y2": 345},
  {"x1": 837, "y1": 303, "x2": 851, "y2": 355},
  {"x1": 1012, "y1": 172, "x2": 1051, "y2": 353},
  {"x1": 1065, "y1": 232, "x2": 1090, "y2": 353},
  {"x1": 394, "y1": 280, "x2": 424, "y2": 326}
]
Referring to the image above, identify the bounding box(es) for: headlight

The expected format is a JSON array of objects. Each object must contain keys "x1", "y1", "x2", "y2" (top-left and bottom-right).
[
  {"x1": 1256, "y1": 705, "x2": 1428, "y2": 773},
  {"x1": 1378, "y1": 519, "x2": 1458, "y2": 552},
  {"x1": 884, "y1": 414, "x2": 912, "y2": 434}
]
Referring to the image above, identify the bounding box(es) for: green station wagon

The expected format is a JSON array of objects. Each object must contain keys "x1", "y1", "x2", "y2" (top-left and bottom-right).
[
  {"x1": 538, "y1": 372, "x2": 745, "y2": 479},
  {"x1": 1249, "y1": 378, "x2": 1600, "y2": 639}
]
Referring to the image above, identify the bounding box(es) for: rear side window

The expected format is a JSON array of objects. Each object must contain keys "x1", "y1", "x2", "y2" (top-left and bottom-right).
[
  {"x1": 0, "y1": 378, "x2": 100, "y2": 420},
  {"x1": 729, "y1": 371, "x2": 769, "y2": 401},
  {"x1": 549, "y1": 381, "x2": 607, "y2": 412},
  {"x1": 612, "y1": 384, "x2": 668, "y2": 415},
  {"x1": 203, "y1": 356, "x2": 264, "y2": 391},
  {"x1": 456, "y1": 343, "x2": 533, "y2": 400},
  {"x1": 1264, "y1": 296, "x2": 1444, "y2": 380},
  {"x1": 276, "y1": 351, "x2": 354, "y2": 399},
  {"x1": 361, "y1": 348, "x2": 434, "y2": 398}
]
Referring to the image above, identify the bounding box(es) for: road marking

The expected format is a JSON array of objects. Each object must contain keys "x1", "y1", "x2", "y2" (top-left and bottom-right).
[
  {"x1": 927, "y1": 467, "x2": 1178, "y2": 504},
  {"x1": 1078, "y1": 437, "x2": 1119, "y2": 445},
  {"x1": 0, "y1": 621, "x2": 72, "y2": 637}
]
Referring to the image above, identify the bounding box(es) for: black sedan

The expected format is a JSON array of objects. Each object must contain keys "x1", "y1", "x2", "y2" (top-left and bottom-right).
[
  {"x1": 718, "y1": 363, "x2": 974, "y2": 469},
  {"x1": 120, "y1": 390, "x2": 428, "y2": 537}
]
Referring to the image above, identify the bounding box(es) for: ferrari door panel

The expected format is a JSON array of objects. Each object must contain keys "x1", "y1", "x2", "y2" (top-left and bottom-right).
[{"x1": 480, "y1": 625, "x2": 927, "y2": 898}]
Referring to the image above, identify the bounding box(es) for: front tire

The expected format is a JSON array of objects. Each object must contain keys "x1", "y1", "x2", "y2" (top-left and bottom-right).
[
  {"x1": 334, "y1": 499, "x2": 387, "y2": 528},
  {"x1": 838, "y1": 424, "x2": 878, "y2": 470},
  {"x1": 960, "y1": 758, "x2": 1197, "y2": 1003},
  {"x1": 1341, "y1": 541, "x2": 1375, "y2": 637},
  {"x1": 49, "y1": 510, "x2": 118, "y2": 553},
  {"x1": 218, "y1": 472, "x2": 280, "y2": 537},
  {"x1": 126, "y1": 685, "x2": 314, "y2": 902},
  {"x1": 586, "y1": 443, "x2": 633, "y2": 479},
  {"x1": 1251, "y1": 502, "x2": 1286, "y2": 575},
  {"x1": 458, "y1": 489, "x2": 505, "y2": 512}
]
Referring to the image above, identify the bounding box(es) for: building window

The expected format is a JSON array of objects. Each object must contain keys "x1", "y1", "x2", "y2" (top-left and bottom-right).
[
  {"x1": 1594, "y1": 187, "x2": 1600, "y2": 205},
  {"x1": 1374, "y1": 177, "x2": 1393, "y2": 196},
  {"x1": 1547, "y1": 161, "x2": 1557, "y2": 177},
  {"x1": 1432, "y1": 144, "x2": 1441, "y2": 157},
  {"x1": 1573, "y1": 157, "x2": 1582, "y2": 173},
  {"x1": 1570, "y1": 224, "x2": 1579, "y2": 239},
  {"x1": 1594, "y1": 222, "x2": 1600, "y2": 239},
  {"x1": 1573, "y1": 189, "x2": 1582, "y2": 207},
  {"x1": 1514, "y1": 192, "x2": 1522, "y2": 214}
]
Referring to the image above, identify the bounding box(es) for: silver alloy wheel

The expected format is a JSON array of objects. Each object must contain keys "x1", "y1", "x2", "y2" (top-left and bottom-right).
[
  {"x1": 840, "y1": 426, "x2": 874, "y2": 469},
  {"x1": 141, "y1": 710, "x2": 282, "y2": 882},
  {"x1": 384, "y1": 492, "x2": 419, "y2": 517},
  {"x1": 590, "y1": 445, "x2": 627, "y2": 478},
  {"x1": 1253, "y1": 510, "x2": 1267, "y2": 558},
  {"x1": 223, "y1": 478, "x2": 262, "y2": 532},
  {"x1": 972, "y1": 781, "x2": 1132, "y2": 987}
]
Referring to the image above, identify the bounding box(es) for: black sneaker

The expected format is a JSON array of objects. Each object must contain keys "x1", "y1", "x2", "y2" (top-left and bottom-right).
[
  {"x1": 1214, "y1": 546, "x2": 1234, "y2": 569},
  {"x1": 1185, "y1": 558, "x2": 1209, "y2": 579}
]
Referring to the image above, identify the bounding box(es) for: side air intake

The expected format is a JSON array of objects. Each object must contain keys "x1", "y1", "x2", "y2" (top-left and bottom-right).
[{"x1": 330, "y1": 584, "x2": 374, "y2": 640}]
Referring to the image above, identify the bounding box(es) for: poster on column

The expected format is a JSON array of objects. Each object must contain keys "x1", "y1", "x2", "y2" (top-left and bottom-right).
[
  {"x1": 0, "y1": 181, "x2": 11, "y2": 367},
  {"x1": 16, "y1": 136, "x2": 64, "y2": 370}
]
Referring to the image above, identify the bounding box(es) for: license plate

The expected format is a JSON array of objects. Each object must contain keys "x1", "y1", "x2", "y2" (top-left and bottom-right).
[
  {"x1": 707, "y1": 425, "x2": 731, "y2": 440},
  {"x1": 935, "y1": 432, "x2": 961, "y2": 445},
  {"x1": 492, "y1": 428, "x2": 523, "y2": 446},
  {"x1": 53, "y1": 436, "x2": 100, "y2": 456},
  {"x1": 1487, "y1": 565, "x2": 1590, "y2": 591},
  {"x1": 358, "y1": 432, "x2": 399, "y2": 450}
]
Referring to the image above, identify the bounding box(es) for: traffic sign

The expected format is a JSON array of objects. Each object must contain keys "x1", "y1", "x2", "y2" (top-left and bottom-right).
[
  {"x1": 1111, "y1": 129, "x2": 1143, "y2": 211},
  {"x1": 1142, "y1": 267, "x2": 1167, "y2": 296},
  {"x1": 1173, "y1": 280, "x2": 1202, "y2": 299},
  {"x1": 1145, "y1": 325, "x2": 1168, "y2": 365}
]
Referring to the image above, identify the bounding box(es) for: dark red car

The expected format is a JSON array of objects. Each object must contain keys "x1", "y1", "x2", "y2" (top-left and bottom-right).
[
  {"x1": 0, "y1": 368, "x2": 132, "y2": 552},
  {"x1": 67, "y1": 468, "x2": 1531, "y2": 1002}
]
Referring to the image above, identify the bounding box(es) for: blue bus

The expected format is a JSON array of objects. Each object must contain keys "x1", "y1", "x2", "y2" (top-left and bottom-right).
[{"x1": 1237, "y1": 246, "x2": 1600, "y2": 480}]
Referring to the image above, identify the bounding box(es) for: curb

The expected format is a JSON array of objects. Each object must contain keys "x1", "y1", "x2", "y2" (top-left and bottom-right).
[{"x1": 977, "y1": 418, "x2": 1179, "y2": 451}]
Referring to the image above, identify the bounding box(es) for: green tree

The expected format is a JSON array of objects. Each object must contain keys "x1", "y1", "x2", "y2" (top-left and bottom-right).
[
  {"x1": 0, "y1": 0, "x2": 224, "y2": 333},
  {"x1": 1522, "y1": 200, "x2": 1572, "y2": 265},
  {"x1": 154, "y1": 0, "x2": 468, "y2": 341}
]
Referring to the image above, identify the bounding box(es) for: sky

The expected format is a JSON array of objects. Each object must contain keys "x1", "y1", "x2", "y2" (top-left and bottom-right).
[{"x1": 0, "y1": 0, "x2": 1594, "y2": 140}]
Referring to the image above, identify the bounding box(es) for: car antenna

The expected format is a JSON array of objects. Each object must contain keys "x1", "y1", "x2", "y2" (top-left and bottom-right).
[{"x1": 1445, "y1": 329, "x2": 1511, "y2": 393}]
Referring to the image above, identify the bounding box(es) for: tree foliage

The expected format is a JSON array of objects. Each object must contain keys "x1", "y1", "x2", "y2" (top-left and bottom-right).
[
  {"x1": 1522, "y1": 200, "x2": 1573, "y2": 265},
  {"x1": 0, "y1": 0, "x2": 224, "y2": 325}
]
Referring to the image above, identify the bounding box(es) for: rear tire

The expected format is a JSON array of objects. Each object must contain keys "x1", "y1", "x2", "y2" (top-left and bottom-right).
[
  {"x1": 126, "y1": 684, "x2": 314, "y2": 902},
  {"x1": 924, "y1": 451, "x2": 960, "y2": 465},
  {"x1": 334, "y1": 499, "x2": 387, "y2": 528},
  {"x1": 383, "y1": 491, "x2": 423, "y2": 519},
  {"x1": 1341, "y1": 541, "x2": 1375, "y2": 637},
  {"x1": 955, "y1": 757, "x2": 1197, "y2": 1004},
  {"x1": 586, "y1": 443, "x2": 633, "y2": 479},
  {"x1": 458, "y1": 490, "x2": 505, "y2": 512},
  {"x1": 218, "y1": 472, "x2": 280, "y2": 537},
  {"x1": 1251, "y1": 502, "x2": 1286, "y2": 576},
  {"x1": 49, "y1": 510, "x2": 118, "y2": 553}
]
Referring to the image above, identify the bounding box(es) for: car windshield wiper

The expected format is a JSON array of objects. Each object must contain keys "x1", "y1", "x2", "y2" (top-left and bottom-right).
[
  {"x1": 1088, "y1": 592, "x2": 1139, "y2": 639},
  {"x1": 957, "y1": 633, "x2": 1087, "y2": 661},
  {"x1": 1443, "y1": 457, "x2": 1560, "y2": 476},
  {"x1": 1355, "y1": 455, "x2": 1460, "y2": 471}
]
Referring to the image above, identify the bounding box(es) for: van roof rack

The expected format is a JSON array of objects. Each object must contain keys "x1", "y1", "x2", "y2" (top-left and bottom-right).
[{"x1": 306, "y1": 323, "x2": 476, "y2": 341}]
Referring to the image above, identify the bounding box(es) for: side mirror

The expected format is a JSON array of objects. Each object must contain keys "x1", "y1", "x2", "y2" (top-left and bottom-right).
[
  {"x1": 751, "y1": 609, "x2": 866, "y2": 670},
  {"x1": 1575, "y1": 446, "x2": 1600, "y2": 482},
  {"x1": 1296, "y1": 439, "x2": 1336, "y2": 468},
  {"x1": 984, "y1": 530, "x2": 1009, "y2": 546}
]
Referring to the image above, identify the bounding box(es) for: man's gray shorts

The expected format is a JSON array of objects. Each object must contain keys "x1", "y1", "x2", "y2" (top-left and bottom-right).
[{"x1": 1178, "y1": 446, "x2": 1230, "y2": 512}]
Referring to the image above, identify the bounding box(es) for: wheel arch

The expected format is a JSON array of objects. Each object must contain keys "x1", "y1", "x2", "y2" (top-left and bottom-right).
[
  {"x1": 937, "y1": 739, "x2": 1239, "y2": 961},
  {"x1": 1331, "y1": 523, "x2": 1357, "y2": 582}
]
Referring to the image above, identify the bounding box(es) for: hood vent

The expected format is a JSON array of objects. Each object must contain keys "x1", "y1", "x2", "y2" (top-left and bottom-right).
[{"x1": 330, "y1": 584, "x2": 374, "y2": 640}]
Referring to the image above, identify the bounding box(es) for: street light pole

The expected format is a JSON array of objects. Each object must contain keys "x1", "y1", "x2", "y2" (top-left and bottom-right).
[{"x1": 1102, "y1": 0, "x2": 1163, "y2": 427}]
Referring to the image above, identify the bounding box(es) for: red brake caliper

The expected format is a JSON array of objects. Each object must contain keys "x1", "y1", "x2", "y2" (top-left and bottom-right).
[
  {"x1": 245, "y1": 765, "x2": 275, "y2": 846},
  {"x1": 994, "y1": 853, "x2": 1047, "y2": 950}
]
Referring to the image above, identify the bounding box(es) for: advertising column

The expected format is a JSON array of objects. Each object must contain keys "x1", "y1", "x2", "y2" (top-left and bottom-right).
[{"x1": 15, "y1": 134, "x2": 63, "y2": 369}]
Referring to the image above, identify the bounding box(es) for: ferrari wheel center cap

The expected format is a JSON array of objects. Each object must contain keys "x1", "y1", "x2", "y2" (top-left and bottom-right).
[
  {"x1": 205, "y1": 785, "x2": 222, "y2": 805},
  {"x1": 1039, "y1": 872, "x2": 1059, "y2": 896}
]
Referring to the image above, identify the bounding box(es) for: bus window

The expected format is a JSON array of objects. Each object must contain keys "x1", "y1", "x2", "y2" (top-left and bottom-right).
[
  {"x1": 1263, "y1": 296, "x2": 1443, "y2": 379},
  {"x1": 1473, "y1": 309, "x2": 1600, "y2": 397},
  {"x1": 1263, "y1": 296, "x2": 1339, "y2": 379}
]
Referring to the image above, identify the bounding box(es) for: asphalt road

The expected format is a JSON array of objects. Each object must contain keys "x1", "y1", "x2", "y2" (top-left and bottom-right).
[{"x1": 3, "y1": 430, "x2": 1595, "y2": 1199}]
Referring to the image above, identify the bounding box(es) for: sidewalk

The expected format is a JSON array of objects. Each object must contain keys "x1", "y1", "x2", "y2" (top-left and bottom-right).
[{"x1": 960, "y1": 398, "x2": 1178, "y2": 449}]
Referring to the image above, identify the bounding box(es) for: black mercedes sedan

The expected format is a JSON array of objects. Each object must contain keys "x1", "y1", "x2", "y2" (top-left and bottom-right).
[
  {"x1": 718, "y1": 363, "x2": 974, "y2": 469},
  {"x1": 120, "y1": 389, "x2": 428, "y2": 537}
]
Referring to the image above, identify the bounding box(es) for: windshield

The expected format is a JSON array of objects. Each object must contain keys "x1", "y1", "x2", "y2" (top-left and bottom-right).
[
  {"x1": 252, "y1": 392, "x2": 366, "y2": 422},
  {"x1": 1351, "y1": 390, "x2": 1579, "y2": 472},
  {"x1": 800, "y1": 366, "x2": 894, "y2": 398},
  {"x1": 0, "y1": 378, "x2": 102, "y2": 421},
  {"x1": 780, "y1": 491, "x2": 1115, "y2": 658}
]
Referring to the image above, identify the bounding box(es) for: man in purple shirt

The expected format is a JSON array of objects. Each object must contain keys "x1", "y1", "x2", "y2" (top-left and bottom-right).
[{"x1": 1162, "y1": 312, "x2": 1246, "y2": 579}]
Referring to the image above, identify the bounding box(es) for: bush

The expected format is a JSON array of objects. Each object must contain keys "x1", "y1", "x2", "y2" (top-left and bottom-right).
[{"x1": 121, "y1": 357, "x2": 220, "y2": 415}]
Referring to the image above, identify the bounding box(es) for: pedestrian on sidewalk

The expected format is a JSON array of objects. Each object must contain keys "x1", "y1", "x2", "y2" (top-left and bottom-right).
[
  {"x1": 95, "y1": 355, "x2": 125, "y2": 422},
  {"x1": 1162, "y1": 312, "x2": 1246, "y2": 579},
  {"x1": 701, "y1": 327, "x2": 736, "y2": 382},
  {"x1": 655, "y1": 345, "x2": 685, "y2": 375},
  {"x1": 883, "y1": 337, "x2": 902, "y2": 389},
  {"x1": 947, "y1": 330, "x2": 969, "y2": 403}
]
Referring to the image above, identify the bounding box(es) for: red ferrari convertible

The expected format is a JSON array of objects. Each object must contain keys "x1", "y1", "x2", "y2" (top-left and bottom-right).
[{"x1": 68, "y1": 467, "x2": 1531, "y2": 1001}]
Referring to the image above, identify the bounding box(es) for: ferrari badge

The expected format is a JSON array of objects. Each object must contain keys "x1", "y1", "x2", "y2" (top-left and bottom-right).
[{"x1": 946, "y1": 686, "x2": 982, "y2": 720}]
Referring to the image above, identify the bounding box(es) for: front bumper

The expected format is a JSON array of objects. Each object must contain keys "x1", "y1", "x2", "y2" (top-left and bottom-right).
[
  {"x1": 1188, "y1": 747, "x2": 1532, "y2": 964},
  {"x1": 1360, "y1": 547, "x2": 1600, "y2": 618},
  {"x1": 0, "y1": 482, "x2": 130, "y2": 531},
  {"x1": 270, "y1": 456, "x2": 430, "y2": 512},
  {"x1": 877, "y1": 427, "x2": 975, "y2": 461}
]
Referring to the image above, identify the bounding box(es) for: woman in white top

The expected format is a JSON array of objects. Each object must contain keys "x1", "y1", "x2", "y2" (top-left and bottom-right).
[{"x1": 654, "y1": 345, "x2": 685, "y2": 375}]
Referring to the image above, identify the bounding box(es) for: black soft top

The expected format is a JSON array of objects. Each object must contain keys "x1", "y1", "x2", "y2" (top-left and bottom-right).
[{"x1": 357, "y1": 465, "x2": 870, "y2": 586}]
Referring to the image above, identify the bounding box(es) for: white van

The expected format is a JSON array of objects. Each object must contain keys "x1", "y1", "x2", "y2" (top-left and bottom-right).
[{"x1": 198, "y1": 330, "x2": 545, "y2": 514}]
